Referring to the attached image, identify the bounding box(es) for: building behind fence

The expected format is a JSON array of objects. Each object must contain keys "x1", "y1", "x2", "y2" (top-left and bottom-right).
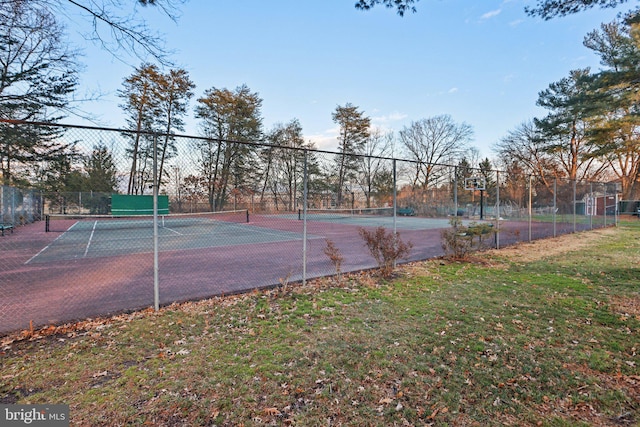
[{"x1": 0, "y1": 121, "x2": 624, "y2": 335}]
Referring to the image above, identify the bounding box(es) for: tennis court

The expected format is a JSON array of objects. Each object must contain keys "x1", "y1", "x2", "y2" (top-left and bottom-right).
[
  {"x1": 30, "y1": 210, "x2": 311, "y2": 264},
  {"x1": 290, "y1": 207, "x2": 478, "y2": 230},
  {"x1": 1, "y1": 206, "x2": 587, "y2": 335},
  {"x1": 32, "y1": 208, "x2": 484, "y2": 265},
  {"x1": 0, "y1": 122, "x2": 619, "y2": 337}
]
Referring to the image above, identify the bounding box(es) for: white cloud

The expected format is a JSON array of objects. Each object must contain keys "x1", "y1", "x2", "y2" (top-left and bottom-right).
[
  {"x1": 509, "y1": 19, "x2": 523, "y2": 27},
  {"x1": 308, "y1": 126, "x2": 339, "y2": 151},
  {"x1": 480, "y1": 9, "x2": 501, "y2": 20},
  {"x1": 372, "y1": 112, "x2": 408, "y2": 124},
  {"x1": 448, "y1": 87, "x2": 459, "y2": 94}
]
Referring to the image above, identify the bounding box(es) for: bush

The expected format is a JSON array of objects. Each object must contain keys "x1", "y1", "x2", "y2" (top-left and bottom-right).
[
  {"x1": 441, "y1": 217, "x2": 495, "y2": 259},
  {"x1": 358, "y1": 226, "x2": 413, "y2": 277},
  {"x1": 323, "y1": 239, "x2": 344, "y2": 281}
]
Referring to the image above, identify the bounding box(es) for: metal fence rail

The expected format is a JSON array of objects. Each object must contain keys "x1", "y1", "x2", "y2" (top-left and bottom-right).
[{"x1": 0, "y1": 121, "x2": 618, "y2": 334}]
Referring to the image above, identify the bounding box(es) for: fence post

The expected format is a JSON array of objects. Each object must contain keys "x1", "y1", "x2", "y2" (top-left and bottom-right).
[
  {"x1": 302, "y1": 150, "x2": 308, "y2": 286},
  {"x1": 393, "y1": 159, "x2": 397, "y2": 235},
  {"x1": 153, "y1": 133, "x2": 160, "y2": 311},
  {"x1": 495, "y1": 170, "x2": 500, "y2": 249},
  {"x1": 11, "y1": 186, "x2": 15, "y2": 224},
  {"x1": 392, "y1": 159, "x2": 397, "y2": 269},
  {"x1": 553, "y1": 178, "x2": 557, "y2": 238},
  {"x1": 528, "y1": 175, "x2": 532, "y2": 242},
  {"x1": 589, "y1": 182, "x2": 598, "y2": 230},
  {"x1": 573, "y1": 179, "x2": 578, "y2": 233},
  {"x1": 603, "y1": 183, "x2": 607, "y2": 227},
  {"x1": 453, "y1": 166, "x2": 458, "y2": 217}
]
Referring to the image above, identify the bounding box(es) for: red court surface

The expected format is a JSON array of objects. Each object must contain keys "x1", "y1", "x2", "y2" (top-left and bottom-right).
[{"x1": 0, "y1": 214, "x2": 590, "y2": 335}]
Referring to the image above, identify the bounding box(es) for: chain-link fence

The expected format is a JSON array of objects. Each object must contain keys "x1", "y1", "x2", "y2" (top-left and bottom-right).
[
  {"x1": 0, "y1": 121, "x2": 619, "y2": 334},
  {"x1": 1, "y1": 186, "x2": 42, "y2": 227}
]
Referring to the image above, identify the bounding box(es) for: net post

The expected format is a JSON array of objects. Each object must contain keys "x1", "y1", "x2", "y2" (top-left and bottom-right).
[
  {"x1": 45, "y1": 214, "x2": 50, "y2": 232},
  {"x1": 246, "y1": 209, "x2": 249, "y2": 223}
]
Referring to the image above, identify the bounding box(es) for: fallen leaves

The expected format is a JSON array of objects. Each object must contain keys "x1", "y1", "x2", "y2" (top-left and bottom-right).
[
  {"x1": 92, "y1": 370, "x2": 108, "y2": 378},
  {"x1": 427, "y1": 406, "x2": 448, "y2": 420},
  {"x1": 262, "y1": 407, "x2": 281, "y2": 416}
]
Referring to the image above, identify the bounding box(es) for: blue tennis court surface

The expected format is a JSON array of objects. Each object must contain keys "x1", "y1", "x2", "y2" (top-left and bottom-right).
[
  {"x1": 30, "y1": 211, "x2": 484, "y2": 264},
  {"x1": 275, "y1": 213, "x2": 473, "y2": 230},
  {"x1": 28, "y1": 220, "x2": 309, "y2": 264}
]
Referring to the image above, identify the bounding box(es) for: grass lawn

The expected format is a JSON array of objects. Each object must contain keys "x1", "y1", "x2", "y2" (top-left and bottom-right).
[{"x1": 1, "y1": 222, "x2": 638, "y2": 426}]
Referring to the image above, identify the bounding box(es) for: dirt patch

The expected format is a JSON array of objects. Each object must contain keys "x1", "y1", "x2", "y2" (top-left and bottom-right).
[{"x1": 486, "y1": 227, "x2": 618, "y2": 263}]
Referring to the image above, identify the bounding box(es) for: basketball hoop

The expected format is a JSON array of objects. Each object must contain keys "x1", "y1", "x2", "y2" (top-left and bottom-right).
[{"x1": 464, "y1": 177, "x2": 486, "y2": 191}]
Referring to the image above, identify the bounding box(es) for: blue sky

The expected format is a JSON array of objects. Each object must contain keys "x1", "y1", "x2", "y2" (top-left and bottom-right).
[{"x1": 68, "y1": 0, "x2": 623, "y2": 159}]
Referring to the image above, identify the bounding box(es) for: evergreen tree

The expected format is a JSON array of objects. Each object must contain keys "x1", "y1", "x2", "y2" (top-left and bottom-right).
[
  {"x1": 118, "y1": 64, "x2": 161, "y2": 195},
  {"x1": 194, "y1": 85, "x2": 263, "y2": 211},
  {"x1": 535, "y1": 69, "x2": 608, "y2": 182},
  {"x1": 156, "y1": 69, "x2": 195, "y2": 188},
  {"x1": 83, "y1": 144, "x2": 118, "y2": 213},
  {"x1": 526, "y1": 0, "x2": 629, "y2": 19},
  {"x1": 85, "y1": 144, "x2": 118, "y2": 193},
  {"x1": 581, "y1": 18, "x2": 640, "y2": 198},
  {"x1": 332, "y1": 103, "x2": 370, "y2": 207},
  {"x1": 0, "y1": 0, "x2": 78, "y2": 185}
]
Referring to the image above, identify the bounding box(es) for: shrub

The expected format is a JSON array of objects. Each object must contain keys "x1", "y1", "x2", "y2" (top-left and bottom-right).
[
  {"x1": 323, "y1": 239, "x2": 344, "y2": 281},
  {"x1": 358, "y1": 226, "x2": 413, "y2": 277},
  {"x1": 441, "y1": 217, "x2": 495, "y2": 259}
]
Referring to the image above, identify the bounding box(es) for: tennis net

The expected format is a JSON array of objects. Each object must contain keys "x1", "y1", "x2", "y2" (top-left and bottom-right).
[
  {"x1": 45, "y1": 209, "x2": 249, "y2": 233},
  {"x1": 298, "y1": 207, "x2": 394, "y2": 220}
]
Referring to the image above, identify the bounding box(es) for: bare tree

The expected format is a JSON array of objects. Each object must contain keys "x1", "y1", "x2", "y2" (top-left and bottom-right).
[
  {"x1": 399, "y1": 115, "x2": 472, "y2": 189},
  {"x1": 260, "y1": 119, "x2": 310, "y2": 211},
  {"x1": 0, "y1": 0, "x2": 182, "y2": 64},
  {"x1": 493, "y1": 120, "x2": 556, "y2": 189},
  {"x1": 356, "y1": 128, "x2": 394, "y2": 207}
]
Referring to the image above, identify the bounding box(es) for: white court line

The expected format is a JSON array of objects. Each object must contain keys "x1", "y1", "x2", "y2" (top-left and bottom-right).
[
  {"x1": 181, "y1": 222, "x2": 290, "y2": 238},
  {"x1": 83, "y1": 220, "x2": 98, "y2": 257},
  {"x1": 160, "y1": 223, "x2": 300, "y2": 240},
  {"x1": 163, "y1": 226, "x2": 183, "y2": 235},
  {"x1": 238, "y1": 223, "x2": 300, "y2": 238},
  {"x1": 25, "y1": 221, "x2": 79, "y2": 264}
]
